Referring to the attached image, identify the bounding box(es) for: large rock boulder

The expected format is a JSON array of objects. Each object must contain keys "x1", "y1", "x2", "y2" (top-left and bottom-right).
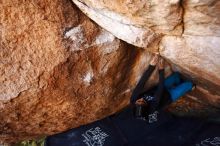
[
  {"x1": 160, "y1": 0, "x2": 220, "y2": 88},
  {"x1": 0, "y1": 0, "x2": 160, "y2": 143},
  {"x1": 0, "y1": 0, "x2": 220, "y2": 143},
  {"x1": 72, "y1": 0, "x2": 220, "y2": 106},
  {"x1": 71, "y1": 0, "x2": 183, "y2": 47}
]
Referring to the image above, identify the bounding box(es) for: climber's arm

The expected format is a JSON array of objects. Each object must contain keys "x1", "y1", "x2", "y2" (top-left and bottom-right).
[
  {"x1": 130, "y1": 55, "x2": 158, "y2": 103},
  {"x1": 147, "y1": 59, "x2": 165, "y2": 114},
  {"x1": 152, "y1": 69, "x2": 165, "y2": 107}
]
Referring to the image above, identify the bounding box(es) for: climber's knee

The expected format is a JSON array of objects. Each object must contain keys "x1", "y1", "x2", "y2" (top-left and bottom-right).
[
  {"x1": 168, "y1": 81, "x2": 193, "y2": 101},
  {"x1": 164, "y1": 72, "x2": 181, "y2": 89}
]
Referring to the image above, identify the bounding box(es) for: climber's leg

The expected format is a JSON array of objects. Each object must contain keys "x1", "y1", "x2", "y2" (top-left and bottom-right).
[
  {"x1": 164, "y1": 72, "x2": 181, "y2": 89},
  {"x1": 167, "y1": 82, "x2": 193, "y2": 101}
]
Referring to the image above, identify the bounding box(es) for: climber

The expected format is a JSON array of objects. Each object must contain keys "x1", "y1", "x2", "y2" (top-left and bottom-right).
[
  {"x1": 131, "y1": 54, "x2": 194, "y2": 123},
  {"x1": 45, "y1": 54, "x2": 220, "y2": 146}
]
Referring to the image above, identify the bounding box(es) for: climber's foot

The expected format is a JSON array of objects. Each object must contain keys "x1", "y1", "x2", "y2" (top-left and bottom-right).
[{"x1": 135, "y1": 98, "x2": 147, "y2": 105}]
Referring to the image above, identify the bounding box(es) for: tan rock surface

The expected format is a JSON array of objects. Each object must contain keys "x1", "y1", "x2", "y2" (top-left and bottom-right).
[
  {"x1": 1, "y1": 0, "x2": 220, "y2": 144},
  {"x1": 160, "y1": 35, "x2": 220, "y2": 88},
  {"x1": 183, "y1": 0, "x2": 220, "y2": 36},
  {"x1": 74, "y1": 0, "x2": 183, "y2": 34},
  {"x1": 72, "y1": 0, "x2": 220, "y2": 103},
  {"x1": 160, "y1": 0, "x2": 220, "y2": 101},
  {"x1": 72, "y1": 0, "x2": 183, "y2": 47}
]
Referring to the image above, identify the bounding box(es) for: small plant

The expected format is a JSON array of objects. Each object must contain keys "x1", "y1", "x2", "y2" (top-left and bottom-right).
[{"x1": 14, "y1": 138, "x2": 45, "y2": 146}]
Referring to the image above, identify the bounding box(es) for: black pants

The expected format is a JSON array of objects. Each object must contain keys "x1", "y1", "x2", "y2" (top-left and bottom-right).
[{"x1": 45, "y1": 107, "x2": 220, "y2": 146}]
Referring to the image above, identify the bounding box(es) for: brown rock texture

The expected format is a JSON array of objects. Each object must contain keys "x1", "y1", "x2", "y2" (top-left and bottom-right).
[
  {"x1": 0, "y1": 0, "x2": 161, "y2": 143},
  {"x1": 72, "y1": 0, "x2": 220, "y2": 106},
  {"x1": 0, "y1": 0, "x2": 220, "y2": 144}
]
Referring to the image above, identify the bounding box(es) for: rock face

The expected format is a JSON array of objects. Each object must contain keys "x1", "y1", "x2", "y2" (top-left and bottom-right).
[
  {"x1": 160, "y1": 0, "x2": 220, "y2": 86},
  {"x1": 71, "y1": 0, "x2": 183, "y2": 47},
  {"x1": 0, "y1": 0, "x2": 159, "y2": 143},
  {"x1": 0, "y1": 0, "x2": 220, "y2": 143},
  {"x1": 160, "y1": 0, "x2": 220, "y2": 107},
  {"x1": 72, "y1": 0, "x2": 220, "y2": 105}
]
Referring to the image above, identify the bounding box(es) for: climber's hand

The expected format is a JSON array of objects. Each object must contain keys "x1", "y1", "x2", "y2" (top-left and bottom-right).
[
  {"x1": 135, "y1": 98, "x2": 147, "y2": 105},
  {"x1": 158, "y1": 57, "x2": 164, "y2": 70},
  {"x1": 150, "y1": 54, "x2": 159, "y2": 66}
]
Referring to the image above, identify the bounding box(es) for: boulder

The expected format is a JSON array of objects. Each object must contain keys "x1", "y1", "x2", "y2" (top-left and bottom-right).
[
  {"x1": 0, "y1": 0, "x2": 161, "y2": 143},
  {"x1": 72, "y1": 0, "x2": 220, "y2": 106},
  {"x1": 1, "y1": 0, "x2": 220, "y2": 143},
  {"x1": 160, "y1": 0, "x2": 220, "y2": 106},
  {"x1": 71, "y1": 0, "x2": 183, "y2": 47}
]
